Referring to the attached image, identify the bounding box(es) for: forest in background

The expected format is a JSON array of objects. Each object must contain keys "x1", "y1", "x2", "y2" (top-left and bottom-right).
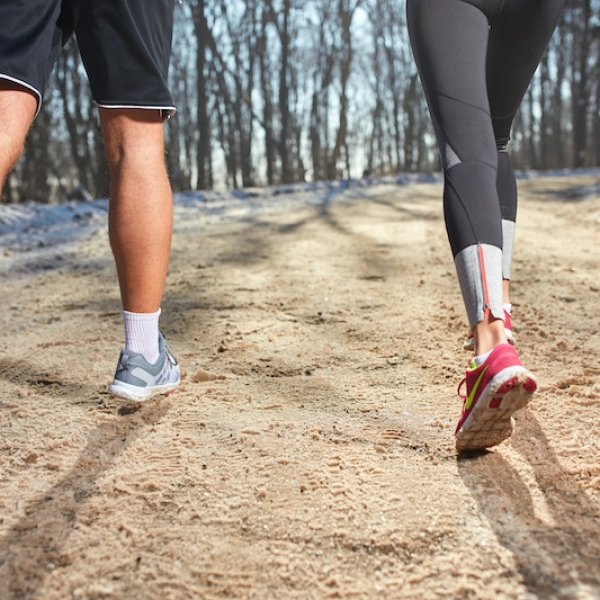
[{"x1": 2, "y1": 0, "x2": 600, "y2": 204}]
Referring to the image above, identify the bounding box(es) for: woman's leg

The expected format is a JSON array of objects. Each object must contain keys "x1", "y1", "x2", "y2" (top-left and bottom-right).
[
  {"x1": 407, "y1": 0, "x2": 506, "y2": 356},
  {"x1": 487, "y1": 0, "x2": 565, "y2": 304},
  {"x1": 406, "y1": 0, "x2": 563, "y2": 451}
]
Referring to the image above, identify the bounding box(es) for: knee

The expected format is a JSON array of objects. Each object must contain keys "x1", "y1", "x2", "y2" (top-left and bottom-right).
[{"x1": 100, "y1": 109, "x2": 166, "y2": 176}]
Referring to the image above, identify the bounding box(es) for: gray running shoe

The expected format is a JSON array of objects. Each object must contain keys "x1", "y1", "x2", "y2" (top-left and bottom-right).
[{"x1": 108, "y1": 333, "x2": 180, "y2": 402}]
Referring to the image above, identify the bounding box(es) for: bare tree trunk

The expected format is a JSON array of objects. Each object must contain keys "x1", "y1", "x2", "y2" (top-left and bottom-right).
[
  {"x1": 233, "y1": 2, "x2": 258, "y2": 188},
  {"x1": 192, "y1": 0, "x2": 212, "y2": 189},
  {"x1": 385, "y1": 37, "x2": 402, "y2": 173},
  {"x1": 403, "y1": 75, "x2": 420, "y2": 171},
  {"x1": 309, "y1": 3, "x2": 336, "y2": 182},
  {"x1": 165, "y1": 14, "x2": 194, "y2": 192},
  {"x1": 329, "y1": 0, "x2": 361, "y2": 180},
  {"x1": 20, "y1": 105, "x2": 54, "y2": 202},
  {"x1": 367, "y1": 2, "x2": 383, "y2": 175},
  {"x1": 310, "y1": 88, "x2": 322, "y2": 179},
  {"x1": 274, "y1": 0, "x2": 294, "y2": 183},
  {"x1": 539, "y1": 55, "x2": 550, "y2": 169},
  {"x1": 550, "y1": 21, "x2": 568, "y2": 168},
  {"x1": 594, "y1": 75, "x2": 600, "y2": 165},
  {"x1": 256, "y1": 7, "x2": 277, "y2": 185},
  {"x1": 55, "y1": 45, "x2": 90, "y2": 195},
  {"x1": 571, "y1": 0, "x2": 592, "y2": 167},
  {"x1": 526, "y1": 87, "x2": 538, "y2": 169}
]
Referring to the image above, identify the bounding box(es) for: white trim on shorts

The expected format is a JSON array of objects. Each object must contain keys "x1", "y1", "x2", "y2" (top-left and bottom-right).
[
  {"x1": 0, "y1": 74, "x2": 43, "y2": 117},
  {"x1": 0, "y1": 76, "x2": 176, "y2": 119},
  {"x1": 95, "y1": 102, "x2": 177, "y2": 118}
]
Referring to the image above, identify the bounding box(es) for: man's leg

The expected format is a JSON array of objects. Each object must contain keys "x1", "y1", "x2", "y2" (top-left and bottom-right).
[
  {"x1": 99, "y1": 107, "x2": 172, "y2": 314},
  {"x1": 101, "y1": 107, "x2": 179, "y2": 402},
  {"x1": 0, "y1": 81, "x2": 38, "y2": 186}
]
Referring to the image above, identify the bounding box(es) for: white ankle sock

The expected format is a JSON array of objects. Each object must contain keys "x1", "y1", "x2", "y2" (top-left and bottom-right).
[
  {"x1": 123, "y1": 309, "x2": 161, "y2": 364},
  {"x1": 473, "y1": 349, "x2": 492, "y2": 367},
  {"x1": 503, "y1": 303, "x2": 512, "y2": 315}
]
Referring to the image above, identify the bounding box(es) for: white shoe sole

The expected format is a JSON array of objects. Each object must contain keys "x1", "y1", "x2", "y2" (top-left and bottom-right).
[
  {"x1": 455, "y1": 366, "x2": 536, "y2": 452},
  {"x1": 108, "y1": 379, "x2": 179, "y2": 403}
]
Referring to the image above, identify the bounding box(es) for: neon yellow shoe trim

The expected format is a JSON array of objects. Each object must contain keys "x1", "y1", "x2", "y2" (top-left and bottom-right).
[{"x1": 465, "y1": 365, "x2": 489, "y2": 411}]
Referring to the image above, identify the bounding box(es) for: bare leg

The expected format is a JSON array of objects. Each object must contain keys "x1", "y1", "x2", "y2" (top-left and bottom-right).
[
  {"x1": 472, "y1": 313, "x2": 507, "y2": 355},
  {"x1": 99, "y1": 108, "x2": 173, "y2": 313},
  {"x1": 502, "y1": 279, "x2": 511, "y2": 305},
  {"x1": 0, "y1": 82, "x2": 37, "y2": 186}
]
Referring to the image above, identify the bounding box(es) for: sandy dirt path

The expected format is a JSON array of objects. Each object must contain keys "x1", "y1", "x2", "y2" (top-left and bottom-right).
[{"x1": 0, "y1": 175, "x2": 599, "y2": 600}]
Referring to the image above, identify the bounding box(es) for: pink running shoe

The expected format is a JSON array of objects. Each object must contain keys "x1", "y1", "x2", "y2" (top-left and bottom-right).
[
  {"x1": 455, "y1": 343, "x2": 537, "y2": 452},
  {"x1": 463, "y1": 309, "x2": 515, "y2": 352}
]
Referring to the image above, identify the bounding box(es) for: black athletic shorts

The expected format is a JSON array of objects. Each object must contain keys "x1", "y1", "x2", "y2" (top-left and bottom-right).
[{"x1": 0, "y1": 0, "x2": 175, "y2": 117}]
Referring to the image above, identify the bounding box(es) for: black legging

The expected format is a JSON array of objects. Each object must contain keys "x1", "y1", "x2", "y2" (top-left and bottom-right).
[
  {"x1": 407, "y1": 0, "x2": 564, "y2": 326},
  {"x1": 407, "y1": 0, "x2": 564, "y2": 327}
]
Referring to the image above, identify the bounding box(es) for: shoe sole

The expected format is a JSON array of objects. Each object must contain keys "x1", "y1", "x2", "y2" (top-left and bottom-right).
[
  {"x1": 455, "y1": 366, "x2": 537, "y2": 452},
  {"x1": 107, "y1": 380, "x2": 179, "y2": 403}
]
